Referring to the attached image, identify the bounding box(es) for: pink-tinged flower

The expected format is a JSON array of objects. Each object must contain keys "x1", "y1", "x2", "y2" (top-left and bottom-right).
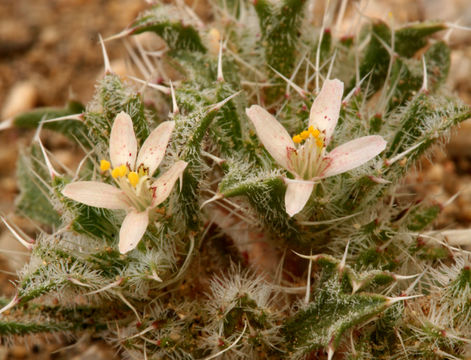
[
  {"x1": 246, "y1": 79, "x2": 387, "y2": 217},
  {"x1": 62, "y1": 111, "x2": 187, "y2": 254}
]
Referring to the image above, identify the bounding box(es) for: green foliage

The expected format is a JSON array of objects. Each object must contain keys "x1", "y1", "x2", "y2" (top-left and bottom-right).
[
  {"x1": 283, "y1": 255, "x2": 395, "y2": 356},
  {"x1": 285, "y1": 281, "x2": 388, "y2": 355},
  {"x1": 86, "y1": 73, "x2": 150, "y2": 147},
  {"x1": 395, "y1": 22, "x2": 446, "y2": 57},
  {"x1": 16, "y1": 145, "x2": 61, "y2": 227},
  {"x1": 386, "y1": 93, "x2": 470, "y2": 161},
  {"x1": 254, "y1": 0, "x2": 306, "y2": 77},
  {"x1": 355, "y1": 20, "x2": 446, "y2": 96},
  {"x1": 0, "y1": 320, "x2": 72, "y2": 336},
  {"x1": 2, "y1": 1, "x2": 471, "y2": 359},
  {"x1": 131, "y1": 6, "x2": 206, "y2": 52},
  {"x1": 219, "y1": 167, "x2": 302, "y2": 244},
  {"x1": 406, "y1": 203, "x2": 441, "y2": 232},
  {"x1": 12, "y1": 101, "x2": 87, "y2": 142}
]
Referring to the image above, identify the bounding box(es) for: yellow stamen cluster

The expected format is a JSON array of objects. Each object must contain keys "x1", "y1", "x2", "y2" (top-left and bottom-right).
[
  {"x1": 292, "y1": 126, "x2": 323, "y2": 147},
  {"x1": 111, "y1": 164, "x2": 128, "y2": 178},
  {"x1": 127, "y1": 171, "x2": 140, "y2": 187},
  {"x1": 292, "y1": 135, "x2": 302, "y2": 143},
  {"x1": 100, "y1": 159, "x2": 111, "y2": 171},
  {"x1": 102, "y1": 159, "x2": 143, "y2": 187}
]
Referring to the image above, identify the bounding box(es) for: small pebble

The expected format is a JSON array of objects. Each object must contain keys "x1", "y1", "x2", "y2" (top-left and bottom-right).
[
  {"x1": 425, "y1": 164, "x2": 444, "y2": 183},
  {"x1": 40, "y1": 26, "x2": 60, "y2": 46},
  {"x1": 0, "y1": 346, "x2": 7, "y2": 360},
  {"x1": 0, "y1": 20, "x2": 34, "y2": 55},
  {"x1": 1, "y1": 81, "x2": 38, "y2": 120},
  {"x1": 9, "y1": 345, "x2": 27, "y2": 359}
]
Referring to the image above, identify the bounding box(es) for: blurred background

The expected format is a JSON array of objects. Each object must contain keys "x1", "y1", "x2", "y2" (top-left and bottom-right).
[{"x1": 0, "y1": 0, "x2": 470, "y2": 358}]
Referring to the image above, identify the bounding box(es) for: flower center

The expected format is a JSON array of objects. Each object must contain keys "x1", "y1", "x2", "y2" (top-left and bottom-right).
[
  {"x1": 292, "y1": 126, "x2": 324, "y2": 148},
  {"x1": 101, "y1": 159, "x2": 153, "y2": 212},
  {"x1": 289, "y1": 126, "x2": 329, "y2": 180}
]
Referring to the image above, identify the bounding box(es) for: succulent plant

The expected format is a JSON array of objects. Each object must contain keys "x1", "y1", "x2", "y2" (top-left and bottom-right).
[{"x1": 1, "y1": 1, "x2": 471, "y2": 359}]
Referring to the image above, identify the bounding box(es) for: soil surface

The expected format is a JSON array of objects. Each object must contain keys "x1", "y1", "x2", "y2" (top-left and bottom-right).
[{"x1": 0, "y1": 0, "x2": 470, "y2": 359}]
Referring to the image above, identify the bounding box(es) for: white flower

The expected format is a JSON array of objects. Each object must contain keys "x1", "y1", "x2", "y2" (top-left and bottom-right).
[
  {"x1": 62, "y1": 111, "x2": 187, "y2": 254},
  {"x1": 246, "y1": 79, "x2": 387, "y2": 217}
]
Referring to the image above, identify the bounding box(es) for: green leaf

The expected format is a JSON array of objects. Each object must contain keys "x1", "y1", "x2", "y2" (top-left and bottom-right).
[
  {"x1": 355, "y1": 21, "x2": 446, "y2": 96},
  {"x1": 219, "y1": 166, "x2": 303, "y2": 245},
  {"x1": 405, "y1": 203, "x2": 440, "y2": 232},
  {"x1": 170, "y1": 86, "x2": 229, "y2": 228},
  {"x1": 283, "y1": 255, "x2": 398, "y2": 355},
  {"x1": 386, "y1": 93, "x2": 470, "y2": 160},
  {"x1": 350, "y1": 94, "x2": 469, "y2": 209},
  {"x1": 0, "y1": 300, "x2": 109, "y2": 337},
  {"x1": 388, "y1": 41, "x2": 451, "y2": 108},
  {"x1": 86, "y1": 74, "x2": 150, "y2": 146},
  {"x1": 18, "y1": 272, "x2": 65, "y2": 304},
  {"x1": 319, "y1": 28, "x2": 332, "y2": 61},
  {"x1": 284, "y1": 280, "x2": 389, "y2": 355},
  {"x1": 131, "y1": 7, "x2": 206, "y2": 52},
  {"x1": 208, "y1": 84, "x2": 245, "y2": 155},
  {"x1": 394, "y1": 22, "x2": 446, "y2": 58},
  {"x1": 12, "y1": 101, "x2": 87, "y2": 143},
  {"x1": 423, "y1": 41, "x2": 451, "y2": 89},
  {"x1": 0, "y1": 320, "x2": 72, "y2": 336},
  {"x1": 53, "y1": 176, "x2": 119, "y2": 243},
  {"x1": 254, "y1": 0, "x2": 306, "y2": 77},
  {"x1": 356, "y1": 21, "x2": 391, "y2": 94},
  {"x1": 71, "y1": 206, "x2": 118, "y2": 243},
  {"x1": 15, "y1": 145, "x2": 61, "y2": 227}
]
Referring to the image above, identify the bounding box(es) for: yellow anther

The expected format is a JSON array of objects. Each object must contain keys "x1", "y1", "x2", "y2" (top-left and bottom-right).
[
  {"x1": 300, "y1": 130, "x2": 310, "y2": 140},
  {"x1": 100, "y1": 159, "x2": 110, "y2": 172},
  {"x1": 128, "y1": 172, "x2": 139, "y2": 187},
  {"x1": 111, "y1": 168, "x2": 121, "y2": 178},
  {"x1": 316, "y1": 138, "x2": 324, "y2": 148},
  {"x1": 292, "y1": 135, "x2": 302, "y2": 144},
  {"x1": 111, "y1": 164, "x2": 128, "y2": 178},
  {"x1": 309, "y1": 126, "x2": 320, "y2": 138}
]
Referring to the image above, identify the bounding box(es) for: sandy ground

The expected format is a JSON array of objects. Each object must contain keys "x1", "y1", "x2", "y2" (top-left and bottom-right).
[{"x1": 0, "y1": 0, "x2": 470, "y2": 359}]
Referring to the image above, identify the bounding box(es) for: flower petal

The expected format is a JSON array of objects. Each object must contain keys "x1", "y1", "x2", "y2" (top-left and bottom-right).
[
  {"x1": 109, "y1": 111, "x2": 138, "y2": 169},
  {"x1": 119, "y1": 210, "x2": 149, "y2": 254},
  {"x1": 62, "y1": 181, "x2": 129, "y2": 209},
  {"x1": 309, "y1": 79, "x2": 344, "y2": 145},
  {"x1": 246, "y1": 105, "x2": 295, "y2": 171},
  {"x1": 322, "y1": 135, "x2": 387, "y2": 178},
  {"x1": 284, "y1": 178, "x2": 315, "y2": 217},
  {"x1": 151, "y1": 160, "x2": 188, "y2": 207},
  {"x1": 136, "y1": 121, "x2": 174, "y2": 175}
]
